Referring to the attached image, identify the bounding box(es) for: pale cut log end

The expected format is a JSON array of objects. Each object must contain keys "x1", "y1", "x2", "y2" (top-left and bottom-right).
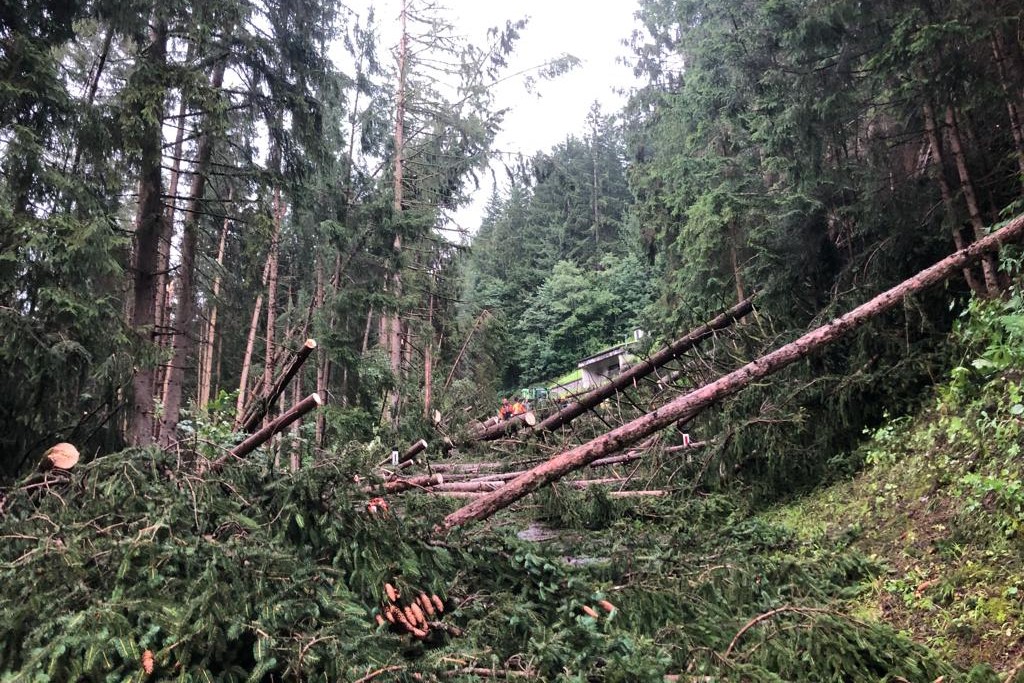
[
  {"x1": 304, "y1": 338, "x2": 317, "y2": 350},
  {"x1": 43, "y1": 442, "x2": 80, "y2": 470},
  {"x1": 311, "y1": 392, "x2": 323, "y2": 406},
  {"x1": 523, "y1": 411, "x2": 537, "y2": 427}
]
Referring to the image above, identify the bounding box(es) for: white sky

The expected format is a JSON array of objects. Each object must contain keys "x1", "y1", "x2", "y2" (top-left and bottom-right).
[{"x1": 355, "y1": 0, "x2": 645, "y2": 232}]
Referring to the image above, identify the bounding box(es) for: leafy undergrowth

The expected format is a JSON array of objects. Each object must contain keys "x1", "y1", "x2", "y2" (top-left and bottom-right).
[{"x1": 768, "y1": 292, "x2": 1024, "y2": 678}]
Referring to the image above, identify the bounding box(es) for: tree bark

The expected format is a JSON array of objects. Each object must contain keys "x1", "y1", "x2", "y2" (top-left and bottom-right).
[
  {"x1": 160, "y1": 56, "x2": 228, "y2": 445},
  {"x1": 383, "y1": 0, "x2": 409, "y2": 425},
  {"x1": 235, "y1": 258, "x2": 270, "y2": 425},
  {"x1": 441, "y1": 212, "x2": 1024, "y2": 529},
  {"x1": 424, "y1": 290, "x2": 434, "y2": 419},
  {"x1": 945, "y1": 105, "x2": 1000, "y2": 295},
  {"x1": 128, "y1": 19, "x2": 168, "y2": 447},
  {"x1": 922, "y1": 101, "x2": 984, "y2": 294},
  {"x1": 991, "y1": 32, "x2": 1024, "y2": 187},
  {"x1": 241, "y1": 339, "x2": 317, "y2": 432},
  {"x1": 468, "y1": 296, "x2": 755, "y2": 442},
  {"x1": 262, "y1": 187, "x2": 284, "y2": 422},
  {"x1": 217, "y1": 393, "x2": 323, "y2": 463},
  {"x1": 199, "y1": 191, "x2": 231, "y2": 408}
]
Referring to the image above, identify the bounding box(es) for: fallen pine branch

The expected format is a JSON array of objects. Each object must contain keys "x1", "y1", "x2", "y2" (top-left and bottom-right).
[{"x1": 441, "y1": 212, "x2": 1024, "y2": 529}]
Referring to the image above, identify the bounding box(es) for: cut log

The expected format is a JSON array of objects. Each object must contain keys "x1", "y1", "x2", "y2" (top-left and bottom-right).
[
  {"x1": 419, "y1": 481, "x2": 504, "y2": 494},
  {"x1": 365, "y1": 473, "x2": 444, "y2": 495},
  {"x1": 441, "y1": 213, "x2": 1024, "y2": 529},
  {"x1": 240, "y1": 339, "x2": 317, "y2": 433},
  {"x1": 467, "y1": 297, "x2": 755, "y2": 442},
  {"x1": 429, "y1": 462, "x2": 508, "y2": 474},
  {"x1": 607, "y1": 490, "x2": 668, "y2": 498},
  {"x1": 218, "y1": 392, "x2": 322, "y2": 464},
  {"x1": 41, "y1": 443, "x2": 79, "y2": 471},
  {"x1": 378, "y1": 438, "x2": 428, "y2": 467}
]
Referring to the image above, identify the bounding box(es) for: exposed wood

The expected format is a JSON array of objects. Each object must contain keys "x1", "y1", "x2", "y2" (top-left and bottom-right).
[
  {"x1": 442, "y1": 213, "x2": 1024, "y2": 529},
  {"x1": 419, "y1": 481, "x2": 504, "y2": 494},
  {"x1": 365, "y1": 474, "x2": 444, "y2": 495},
  {"x1": 424, "y1": 290, "x2": 434, "y2": 419},
  {"x1": 468, "y1": 296, "x2": 756, "y2": 442},
  {"x1": 217, "y1": 393, "x2": 322, "y2": 464},
  {"x1": 41, "y1": 443, "x2": 79, "y2": 471},
  {"x1": 377, "y1": 438, "x2": 428, "y2": 468},
  {"x1": 564, "y1": 478, "x2": 626, "y2": 489},
  {"x1": 607, "y1": 490, "x2": 667, "y2": 498},
  {"x1": 241, "y1": 339, "x2": 317, "y2": 433}
]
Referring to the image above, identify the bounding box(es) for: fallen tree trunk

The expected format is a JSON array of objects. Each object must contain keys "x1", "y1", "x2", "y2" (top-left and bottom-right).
[
  {"x1": 365, "y1": 473, "x2": 444, "y2": 495},
  {"x1": 607, "y1": 490, "x2": 668, "y2": 498},
  {"x1": 442, "y1": 213, "x2": 1024, "y2": 529},
  {"x1": 218, "y1": 392, "x2": 322, "y2": 464},
  {"x1": 420, "y1": 481, "x2": 505, "y2": 493},
  {"x1": 240, "y1": 339, "x2": 317, "y2": 432},
  {"x1": 467, "y1": 297, "x2": 755, "y2": 442},
  {"x1": 378, "y1": 438, "x2": 428, "y2": 468}
]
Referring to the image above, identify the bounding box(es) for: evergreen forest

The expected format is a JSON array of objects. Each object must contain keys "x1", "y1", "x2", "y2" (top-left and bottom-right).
[{"x1": 5, "y1": 0, "x2": 1024, "y2": 680}]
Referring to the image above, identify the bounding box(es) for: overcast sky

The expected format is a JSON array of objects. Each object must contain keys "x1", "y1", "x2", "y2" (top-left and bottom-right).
[{"x1": 354, "y1": 0, "x2": 645, "y2": 232}]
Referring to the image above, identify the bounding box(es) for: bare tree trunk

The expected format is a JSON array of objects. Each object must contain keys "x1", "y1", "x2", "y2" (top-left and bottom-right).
[
  {"x1": 241, "y1": 339, "x2": 317, "y2": 432},
  {"x1": 922, "y1": 101, "x2": 984, "y2": 294},
  {"x1": 235, "y1": 258, "x2": 271, "y2": 424},
  {"x1": 423, "y1": 291, "x2": 434, "y2": 419},
  {"x1": 155, "y1": 95, "x2": 188, "y2": 354},
  {"x1": 991, "y1": 31, "x2": 1024, "y2": 188},
  {"x1": 128, "y1": 19, "x2": 168, "y2": 447},
  {"x1": 945, "y1": 105, "x2": 1000, "y2": 295},
  {"x1": 217, "y1": 393, "x2": 323, "y2": 464},
  {"x1": 383, "y1": 0, "x2": 409, "y2": 425},
  {"x1": 160, "y1": 57, "x2": 228, "y2": 445},
  {"x1": 262, "y1": 188, "x2": 284, "y2": 423},
  {"x1": 442, "y1": 212, "x2": 1024, "y2": 529},
  {"x1": 199, "y1": 194, "x2": 231, "y2": 408}
]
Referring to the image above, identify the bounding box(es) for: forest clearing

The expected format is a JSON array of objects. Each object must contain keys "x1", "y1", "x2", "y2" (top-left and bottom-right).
[{"x1": 5, "y1": 0, "x2": 1024, "y2": 680}]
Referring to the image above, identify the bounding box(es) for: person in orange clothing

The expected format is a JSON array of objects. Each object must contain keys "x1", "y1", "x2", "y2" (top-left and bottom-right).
[
  {"x1": 510, "y1": 397, "x2": 527, "y2": 416},
  {"x1": 498, "y1": 397, "x2": 511, "y2": 420}
]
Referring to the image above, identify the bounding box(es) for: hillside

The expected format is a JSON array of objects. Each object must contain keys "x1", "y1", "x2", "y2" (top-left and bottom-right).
[{"x1": 769, "y1": 292, "x2": 1024, "y2": 675}]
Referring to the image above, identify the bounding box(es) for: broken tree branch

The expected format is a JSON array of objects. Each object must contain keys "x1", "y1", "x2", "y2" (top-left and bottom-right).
[{"x1": 441, "y1": 213, "x2": 1024, "y2": 529}]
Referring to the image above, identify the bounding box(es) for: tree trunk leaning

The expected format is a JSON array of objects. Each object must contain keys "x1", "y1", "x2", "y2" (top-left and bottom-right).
[
  {"x1": 441, "y1": 212, "x2": 1024, "y2": 530},
  {"x1": 467, "y1": 296, "x2": 756, "y2": 442},
  {"x1": 218, "y1": 392, "x2": 322, "y2": 464},
  {"x1": 241, "y1": 339, "x2": 317, "y2": 433}
]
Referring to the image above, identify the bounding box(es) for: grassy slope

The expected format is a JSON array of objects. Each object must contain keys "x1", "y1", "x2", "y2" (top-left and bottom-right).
[{"x1": 767, "y1": 331, "x2": 1024, "y2": 675}]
